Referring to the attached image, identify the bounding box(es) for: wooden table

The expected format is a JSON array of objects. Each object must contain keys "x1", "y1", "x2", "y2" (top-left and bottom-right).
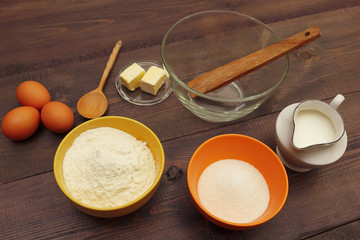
[{"x1": 1, "y1": 1, "x2": 359, "y2": 239}]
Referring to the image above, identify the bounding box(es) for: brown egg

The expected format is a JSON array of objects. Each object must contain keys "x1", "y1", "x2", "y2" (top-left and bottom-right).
[
  {"x1": 16, "y1": 81, "x2": 51, "y2": 110},
  {"x1": 1, "y1": 106, "x2": 40, "y2": 141},
  {"x1": 41, "y1": 101, "x2": 74, "y2": 133}
]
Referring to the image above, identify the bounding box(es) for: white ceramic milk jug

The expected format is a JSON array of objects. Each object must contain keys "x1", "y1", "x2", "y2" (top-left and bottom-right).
[{"x1": 275, "y1": 94, "x2": 347, "y2": 172}]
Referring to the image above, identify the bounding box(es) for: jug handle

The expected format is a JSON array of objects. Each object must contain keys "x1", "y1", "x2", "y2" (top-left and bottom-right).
[{"x1": 329, "y1": 94, "x2": 345, "y2": 110}]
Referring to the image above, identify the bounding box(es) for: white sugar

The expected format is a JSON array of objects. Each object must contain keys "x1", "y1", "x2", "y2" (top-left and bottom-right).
[{"x1": 197, "y1": 159, "x2": 270, "y2": 223}]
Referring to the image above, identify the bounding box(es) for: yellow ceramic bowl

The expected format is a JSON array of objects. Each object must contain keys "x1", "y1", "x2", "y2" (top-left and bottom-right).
[{"x1": 54, "y1": 116, "x2": 165, "y2": 218}]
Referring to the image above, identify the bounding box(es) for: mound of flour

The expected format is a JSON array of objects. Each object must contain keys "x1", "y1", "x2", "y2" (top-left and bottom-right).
[{"x1": 63, "y1": 127, "x2": 155, "y2": 208}]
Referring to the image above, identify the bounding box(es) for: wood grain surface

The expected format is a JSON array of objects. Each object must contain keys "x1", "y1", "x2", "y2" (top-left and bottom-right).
[{"x1": 1, "y1": 0, "x2": 359, "y2": 239}]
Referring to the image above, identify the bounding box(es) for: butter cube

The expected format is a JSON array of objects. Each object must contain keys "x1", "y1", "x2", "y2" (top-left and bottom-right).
[
  {"x1": 120, "y1": 63, "x2": 146, "y2": 91},
  {"x1": 140, "y1": 66, "x2": 166, "y2": 95}
]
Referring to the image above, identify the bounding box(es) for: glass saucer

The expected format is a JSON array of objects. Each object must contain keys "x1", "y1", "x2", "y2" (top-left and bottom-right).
[{"x1": 115, "y1": 61, "x2": 172, "y2": 106}]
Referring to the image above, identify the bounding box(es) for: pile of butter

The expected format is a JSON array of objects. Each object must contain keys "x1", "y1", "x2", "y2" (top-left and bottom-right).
[{"x1": 120, "y1": 63, "x2": 166, "y2": 95}]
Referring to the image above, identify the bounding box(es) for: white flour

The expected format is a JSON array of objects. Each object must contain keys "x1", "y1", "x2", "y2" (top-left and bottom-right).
[
  {"x1": 197, "y1": 159, "x2": 269, "y2": 223},
  {"x1": 63, "y1": 127, "x2": 155, "y2": 208}
]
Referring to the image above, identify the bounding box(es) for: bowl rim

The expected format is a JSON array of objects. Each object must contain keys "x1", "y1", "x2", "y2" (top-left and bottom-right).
[
  {"x1": 187, "y1": 133, "x2": 289, "y2": 227},
  {"x1": 161, "y1": 10, "x2": 290, "y2": 103},
  {"x1": 53, "y1": 116, "x2": 165, "y2": 212}
]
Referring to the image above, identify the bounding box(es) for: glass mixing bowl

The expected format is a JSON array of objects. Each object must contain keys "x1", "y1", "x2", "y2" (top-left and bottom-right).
[{"x1": 161, "y1": 10, "x2": 289, "y2": 122}]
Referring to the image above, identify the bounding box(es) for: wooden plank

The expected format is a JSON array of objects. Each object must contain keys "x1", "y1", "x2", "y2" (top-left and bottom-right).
[
  {"x1": 307, "y1": 221, "x2": 360, "y2": 240},
  {"x1": 0, "y1": 0, "x2": 359, "y2": 78}
]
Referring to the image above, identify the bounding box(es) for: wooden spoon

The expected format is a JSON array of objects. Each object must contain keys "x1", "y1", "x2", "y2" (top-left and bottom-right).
[
  {"x1": 77, "y1": 40, "x2": 122, "y2": 119},
  {"x1": 188, "y1": 26, "x2": 321, "y2": 95}
]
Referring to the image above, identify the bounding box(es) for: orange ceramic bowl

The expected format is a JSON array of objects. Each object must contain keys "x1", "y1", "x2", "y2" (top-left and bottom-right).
[{"x1": 187, "y1": 134, "x2": 288, "y2": 230}]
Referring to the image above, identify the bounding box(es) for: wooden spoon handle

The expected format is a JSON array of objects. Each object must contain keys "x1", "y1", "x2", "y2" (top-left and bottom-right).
[
  {"x1": 187, "y1": 26, "x2": 321, "y2": 94},
  {"x1": 98, "y1": 40, "x2": 123, "y2": 90}
]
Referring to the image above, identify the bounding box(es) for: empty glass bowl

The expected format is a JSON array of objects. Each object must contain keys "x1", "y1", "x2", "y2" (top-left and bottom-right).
[{"x1": 161, "y1": 10, "x2": 289, "y2": 122}]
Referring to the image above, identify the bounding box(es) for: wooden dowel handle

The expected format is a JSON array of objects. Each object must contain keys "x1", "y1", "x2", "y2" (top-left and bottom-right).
[{"x1": 98, "y1": 40, "x2": 123, "y2": 90}]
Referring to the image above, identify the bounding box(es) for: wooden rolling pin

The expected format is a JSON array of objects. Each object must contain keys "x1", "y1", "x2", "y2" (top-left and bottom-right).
[{"x1": 187, "y1": 26, "x2": 321, "y2": 95}]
